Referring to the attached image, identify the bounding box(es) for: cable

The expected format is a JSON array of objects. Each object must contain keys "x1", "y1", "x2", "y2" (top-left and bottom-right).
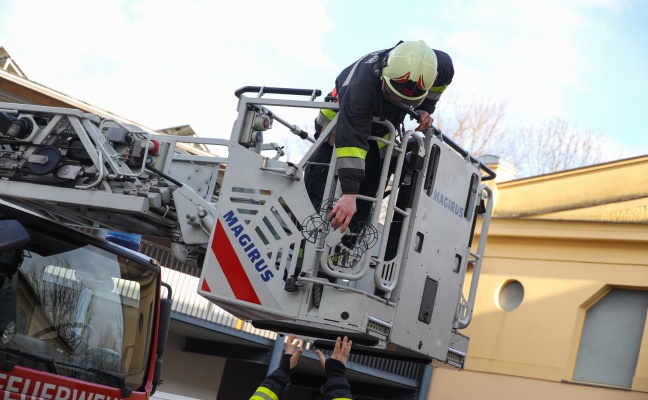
[{"x1": 146, "y1": 165, "x2": 184, "y2": 187}]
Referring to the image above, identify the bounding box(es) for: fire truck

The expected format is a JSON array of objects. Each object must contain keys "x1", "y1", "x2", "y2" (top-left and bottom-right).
[{"x1": 0, "y1": 86, "x2": 493, "y2": 398}]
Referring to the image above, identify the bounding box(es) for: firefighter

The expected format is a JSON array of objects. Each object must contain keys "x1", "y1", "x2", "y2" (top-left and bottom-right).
[
  {"x1": 249, "y1": 334, "x2": 353, "y2": 400},
  {"x1": 304, "y1": 40, "x2": 454, "y2": 233}
]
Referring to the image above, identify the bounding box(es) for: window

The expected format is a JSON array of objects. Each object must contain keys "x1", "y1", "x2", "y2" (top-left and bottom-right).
[{"x1": 573, "y1": 289, "x2": 648, "y2": 387}]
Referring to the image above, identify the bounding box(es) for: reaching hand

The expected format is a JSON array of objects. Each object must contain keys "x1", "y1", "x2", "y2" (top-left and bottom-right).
[
  {"x1": 415, "y1": 110, "x2": 433, "y2": 132},
  {"x1": 284, "y1": 333, "x2": 304, "y2": 369},
  {"x1": 315, "y1": 336, "x2": 353, "y2": 368},
  {"x1": 329, "y1": 195, "x2": 356, "y2": 232}
]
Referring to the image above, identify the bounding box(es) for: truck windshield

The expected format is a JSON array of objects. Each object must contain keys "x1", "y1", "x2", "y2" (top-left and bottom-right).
[{"x1": 0, "y1": 217, "x2": 158, "y2": 391}]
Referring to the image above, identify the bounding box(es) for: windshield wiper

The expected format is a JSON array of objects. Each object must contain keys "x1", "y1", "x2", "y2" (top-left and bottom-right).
[
  {"x1": 0, "y1": 346, "x2": 57, "y2": 373},
  {"x1": 85, "y1": 367, "x2": 132, "y2": 398},
  {"x1": 86, "y1": 367, "x2": 126, "y2": 386},
  {"x1": 0, "y1": 348, "x2": 132, "y2": 397},
  {"x1": 56, "y1": 362, "x2": 132, "y2": 398}
]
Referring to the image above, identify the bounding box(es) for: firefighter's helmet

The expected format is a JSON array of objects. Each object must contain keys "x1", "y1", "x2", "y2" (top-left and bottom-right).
[{"x1": 381, "y1": 41, "x2": 438, "y2": 108}]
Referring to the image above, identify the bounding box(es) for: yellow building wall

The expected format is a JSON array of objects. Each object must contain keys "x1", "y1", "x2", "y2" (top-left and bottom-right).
[
  {"x1": 492, "y1": 156, "x2": 648, "y2": 222},
  {"x1": 427, "y1": 368, "x2": 648, "y2": 400},
  {"x1": 455, "y1": 218, "x2": 648, "y2": 395}
]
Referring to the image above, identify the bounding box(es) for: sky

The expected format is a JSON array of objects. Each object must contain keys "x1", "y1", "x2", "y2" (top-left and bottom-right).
[{"x1": 1, "y1": 0, "x2": 647, "y2": 160}]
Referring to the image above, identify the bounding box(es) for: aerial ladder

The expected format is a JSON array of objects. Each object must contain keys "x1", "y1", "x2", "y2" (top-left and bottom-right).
[{"x1": 0, "y1": 87, "x2": 494, "y2": 368}]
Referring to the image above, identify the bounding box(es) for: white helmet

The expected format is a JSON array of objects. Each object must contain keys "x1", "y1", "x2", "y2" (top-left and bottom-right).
[{"x1": 381, "y1": 41, "x2": 438, "y2": 108}]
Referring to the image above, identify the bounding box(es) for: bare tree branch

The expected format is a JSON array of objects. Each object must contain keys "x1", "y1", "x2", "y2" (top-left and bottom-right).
[
  {"x1": 516, "y1": 118, "x2": 611, "y2": 176},
  {"x1": 436, "y1": 96, "x2": 511, "y2": 158},
  {"x1": 436, "y1": 96, "x2": 619, "y2": 177}
]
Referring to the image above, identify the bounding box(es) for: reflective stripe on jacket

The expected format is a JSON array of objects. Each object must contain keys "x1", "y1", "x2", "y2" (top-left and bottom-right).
[
  {"x1": 250, "y1": 365, "x2": 352, "y2": 400},
  {"x1": 250, "y1": 369, "x2": 289, "y2": 400}
]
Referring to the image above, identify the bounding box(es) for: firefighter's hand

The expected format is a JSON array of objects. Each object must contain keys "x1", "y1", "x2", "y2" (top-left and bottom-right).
[
  {"x1": 415, "y1": 110, "x2": 433, "y2": 132},
  {"x1": 329, "y1": 194, "x2": 356, "y2": 232},
  {"x1": 284, "y1": 333, "x2": 303, "y2": 369},
  {"x1": 315, "y1": 336, "x2": 353, "y2": 368}
]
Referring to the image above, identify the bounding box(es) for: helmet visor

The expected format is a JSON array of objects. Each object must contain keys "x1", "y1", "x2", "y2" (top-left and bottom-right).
[{"x1": 382, "y1": 78, "x2": 428, "y2": 109}]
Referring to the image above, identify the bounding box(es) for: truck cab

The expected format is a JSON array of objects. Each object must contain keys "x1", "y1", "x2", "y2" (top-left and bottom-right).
[{"x1": 0, "y1": 201, "x2": 169, "y2": 399}]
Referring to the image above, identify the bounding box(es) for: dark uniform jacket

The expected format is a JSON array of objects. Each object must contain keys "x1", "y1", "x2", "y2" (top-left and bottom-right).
[
  {"x1": 331, "y1": 43, "x2": 454, "y2": 195},
  {"x1": 249, "y1": 357, "x2": 352, "y2": 400}
]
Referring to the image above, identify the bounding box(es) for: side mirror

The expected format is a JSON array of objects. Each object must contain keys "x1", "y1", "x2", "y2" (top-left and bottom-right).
[
  {"x1": 151, "y1": 358, "x2": 163, "y2": 395},
  {"x1": 152, "y1": 282, "x2": 172, "y2": 394},
  {"x1": 156, "y1": 297, "x2": 172, "y2": 356},
  {"x1": 157, "y1": 283, "x2": 173, "y2": 356}
]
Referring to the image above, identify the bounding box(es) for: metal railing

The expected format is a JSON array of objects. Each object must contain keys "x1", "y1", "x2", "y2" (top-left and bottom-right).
[{"x1": 312, "y1": 347, "x2": 425, "y2": 382}]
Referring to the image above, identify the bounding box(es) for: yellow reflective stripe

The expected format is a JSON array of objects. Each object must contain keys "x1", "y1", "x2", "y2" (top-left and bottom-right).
[
  {"x1": 331, "y1": 398, "x2": 352, "y2": 400},
  {"x1": 251, "y1": 386, "x2": 279, "y2": 400},
  {"x1": 321, "y1": 108, "x2": 338, "y2": 120},
  {"x1": 376, "y1": 133, "x2": 390, "y2": 150},
  {"x1": 336, "y1": 147, "x2": 367, "y2": 159},
  {"x1": 430, "y1": 84, "x2": 449, "y2": 93}
]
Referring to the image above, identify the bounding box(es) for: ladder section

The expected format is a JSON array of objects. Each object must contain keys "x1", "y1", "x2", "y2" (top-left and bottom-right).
[{"x1": 0, "y1": 102, "x2": 226, "y2": 249}]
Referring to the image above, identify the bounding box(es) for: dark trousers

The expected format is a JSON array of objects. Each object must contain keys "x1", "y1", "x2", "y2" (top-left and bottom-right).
[
  {"x1": 304, "y1": 138, "x2": 421, "y2": 265},
  {"x1": 304, "y1": 142, "x2": 384, "y2": 234}
]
